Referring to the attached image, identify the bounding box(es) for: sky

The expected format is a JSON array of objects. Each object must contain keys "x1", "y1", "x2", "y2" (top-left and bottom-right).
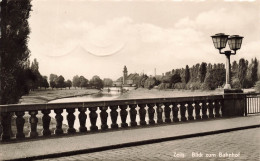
[{"x1": 28, "y1": 0, "x2": 260, "y2": 81}]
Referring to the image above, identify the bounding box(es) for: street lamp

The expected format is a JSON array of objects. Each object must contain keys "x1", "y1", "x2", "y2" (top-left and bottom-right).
[{"x1": 211, "y1": 33, "x2": 243, "y2": 90}]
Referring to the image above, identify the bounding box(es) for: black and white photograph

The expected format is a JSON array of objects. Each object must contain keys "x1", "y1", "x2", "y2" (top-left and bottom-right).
[{"x1": 0, "y1": 0, "x2": 259, "y2": 160}]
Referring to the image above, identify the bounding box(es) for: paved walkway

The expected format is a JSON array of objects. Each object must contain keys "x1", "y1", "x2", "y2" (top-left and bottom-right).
[
  {"x1": 0, "y1": 115, "x2": 259, "y2": 160},
  {"x1": 40, "y1": 128, "x2": 260, "y2": 161}
]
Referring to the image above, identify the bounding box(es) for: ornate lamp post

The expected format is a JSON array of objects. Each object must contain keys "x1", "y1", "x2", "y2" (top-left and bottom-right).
[{"x1": 211, "y1": 33, "x2": 243, "y2": 90}]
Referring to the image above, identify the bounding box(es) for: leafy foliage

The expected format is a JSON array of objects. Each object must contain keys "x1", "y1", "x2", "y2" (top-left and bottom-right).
[
  {"x1": 72, "y1": 75, "x2": 80, "y2": 89},
  {"x1": 185, "y1": 65, "x2": 190, "y2": 83},
  {"x1": 255, "y1": 81, "x2": 260, "y2": 92},
  {"x1": 238, "y1": 58, "x2": 247, "y2": 88},
  {"x1": 0, "y1": 0, "x2": 32, "y2": 104},
  {"x1": 89, "y1": 75, "x2": 103, "y2": 89}
]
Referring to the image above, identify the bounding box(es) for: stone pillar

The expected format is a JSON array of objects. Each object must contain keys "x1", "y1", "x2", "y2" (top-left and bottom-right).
[
  {"x1": 223, "y1": 89, "x2": 245, "y2": 117},
  {"x1": 224, "y1": 54, "x2": 231, "y2": 89}
]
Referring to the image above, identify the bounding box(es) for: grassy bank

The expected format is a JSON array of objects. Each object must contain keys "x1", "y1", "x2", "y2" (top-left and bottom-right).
[
  {"x1": 117, "y1": 88, "x2": 225, "y2": 100},
  {"x1": 19, "y1": 88, "x2": 100, "y2": 104}
]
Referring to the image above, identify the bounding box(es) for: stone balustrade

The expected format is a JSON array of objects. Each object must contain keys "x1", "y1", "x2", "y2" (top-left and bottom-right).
[{"x1": 0, "y1": 95, "x2": 229, "y2": 142}]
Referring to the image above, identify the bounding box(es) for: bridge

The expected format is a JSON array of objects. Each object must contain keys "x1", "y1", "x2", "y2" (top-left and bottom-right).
[{"x1": 0, "y1": 92, "x2": 259, "y2": 160}]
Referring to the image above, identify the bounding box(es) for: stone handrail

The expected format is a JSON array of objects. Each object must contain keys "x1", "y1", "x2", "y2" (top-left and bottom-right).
[{"x1": 0, "y1": 95, "x2": 230, "y2": 142}]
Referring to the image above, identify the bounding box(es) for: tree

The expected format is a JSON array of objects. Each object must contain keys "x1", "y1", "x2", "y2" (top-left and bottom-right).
[
  {"x1": 55, "y1": 75, "x2": 65, "y2": 89},
  {"x1": 184, "y1": 65, "x2": 190, "y2": 83},
  {"x1": 72, "y1": 75, "x2": 80, "y2": 89},
  {"x1": 79, "y1": 76, "x2": 88, "y2": 88},
  {"x1": 171, "y1": 73, "x2": 182, "y2": 85},
  {"x1": 238, "y1": 58, "x2": 247, "y2": 88},
  {"x1": 144, "y1": 77, "x2": 156, "y2": 89},
  {"x1": 49, "y1": 74, "x2": 58, "y2": 89},
  {"x1": 89, "y1": 75, "x2": 103, "y2": 89},
  {"x1": 255, "y1": 81, "x2": 260, "y2": 92},
  {"x1": 199, "y1": 62, "x2": 207, "y2": 83},
  {"x1": 103, "y1": 78, "x2": 113, "y2": 87},
  {"x1": 203, "y1": 68, "x2": 225, "y2": 90},
  {"x1": 65, "y1": 80, "x2": 72, "y2": 89},
  {"x1": 0, "y1": 0, "x2": 32, "y2": 104},
  {"x1": 251, "y1": 58, "x2": 258, "y2": 85},
  {"x1": 30, "y1": 59, "x2": 40, "y2": 89},
  {"x1": 41, "y1": 76, "x2": 49, "y2": 89},
  {"x1": 138, "y1": 75, "x2": 148, "y2": 87}
]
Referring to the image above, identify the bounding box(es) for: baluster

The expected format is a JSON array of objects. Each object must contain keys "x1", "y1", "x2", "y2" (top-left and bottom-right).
[
  {"x1": 66, "y1": 109, "x2": 76, "y2": 133},
  {"x1": 1, "y1": 112, "x2": 12, "y2": 141},
  {"x1": 78, "y1": 107, "x2": 87, "y2": 132},
  {"x1": 208, "y1": 100, "x2": 215, "y2": 119},
  {"x1": 119, "y1": 105, "x2": 128, "y2": 128},
  {"x1": 156, "y1": 103, "x2": 163, "y2": 124},
  {"x1": 164, "y1": 103, "x2": 171, "y2": 123},
  {"x1": 194, "y1": 102, "x2": 201, "y2": 120},
  {"x1": 129, "y1": 104, "x2": 137, "y2": 127},
  {"x1": 41, "y1": 110, "x2": 51, "y2": 136},
  {"x1": 54, "y1": 109, "x2": 64, "y2": 135},
  {"x1": 187, "y1": 102, "x2": 194, "y2": 121},
  {"x1": 138, "y1": 104, "x2": 147, "y2": 126},
  {"x1": 29, "y1": 111, "x2": 38, "y2": 138},
  {"x1": 180, "y1": 103, "x2": 187, "y2": 121},
  {"x1": 89, "y1": 107, "x2": 98, "y2": 131},
  {"x1": 202, "y1": 101, "x2": 208, "y2": 119},
  {"x1": 215, "y1": 100, "x2": 221, "y2": 118},
  {"x1": 100, "y1": 106, "x2": 108, "y2": 130},
  {"x1": 147, "y1": 104, "x2": 155, "y2": 125},
  {"x1": 172, "y1": 103, "x2": 179, "y2": 122},
  {"x1": 110, "y1": 105, "x2": 119, "y2": 129},
  {"x1": 15, "y1": 111, "x2": 25, "y2": 139}
]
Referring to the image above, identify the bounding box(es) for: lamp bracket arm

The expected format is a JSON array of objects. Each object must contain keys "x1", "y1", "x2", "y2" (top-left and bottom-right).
[{"x1": 218, "y1": 49, "x2": 226, "y2": 55}]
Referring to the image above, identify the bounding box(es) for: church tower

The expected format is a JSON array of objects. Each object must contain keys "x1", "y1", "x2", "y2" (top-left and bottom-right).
[{"x1": 123, "y1": 66, "x2": 128, "y2": 85}]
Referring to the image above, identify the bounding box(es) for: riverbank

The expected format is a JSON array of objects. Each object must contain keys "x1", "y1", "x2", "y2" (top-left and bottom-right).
[
  {"x1": 117, "y1": 88, "x2": 224, "y2": 100},
  {"x1": 19, "y1": 88, "x2": 100, "y2": 104}
]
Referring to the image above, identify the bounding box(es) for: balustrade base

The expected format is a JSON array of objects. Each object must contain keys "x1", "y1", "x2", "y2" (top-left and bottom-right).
[
  {"x1": 79, "y1": 127, "x2": 87, "y2": 132},
  {"x1": 202, "y1": 115, "x2": 208, "y2": 119},
  {"x1": 215, "y1": 114, "x2": 221, "y2": 118},
  {"x1": 90, "y1": 126, "x2": 98, "y2": 131},
  {"x1": 173, "y1": 118, "x2": 179, "y2": 122},
  {"x1": 165, "y1": 118, "x2": 171, "y2": 123},
  {"x1": 55, "y1": 129, "x2": 64, "y2": 135},
  {"x1": 42, "y1": 130, "x2": 51, "y2": 136},
  {"x1": 195, "y1": 116, "x2": 201, "y2": 120},
  {"x1": 111, "y1": 124, "x2": 119, "y2": 129},
  {"x1": 1, "y1": 135, "x2": 11, "y2": 141},
  {"x1": 140, "y1": 121, "x2": 147, "y2": 126},
  {"x1": 67, "y1": 128, "x2": 76, "y2": 134},
  {"x1": 181, "y1": 117, "x2": 187, "y2": 122},
  {"x1": 101, "y1": 125, "x2": 108, "y2": 130},
  {"x1": 209, "y1": 114, "x2": 215, "y2": 119},
  {"x1": 149, "y1": 120, "x2": 155, "y2": 125},
  {"x1": 16, "y1": 133, "x2": 25, "y2": 139},
  {"x1": 30, "y1": 132, "x2": 38, "y2": 138},
  {"x1": 121, "y1": 123, "x2": 128, "y2": 128},
  {"x1": 130, "y1": 122, "x2": 137, "y2": 127},
  {"x1": 157, "y1": 120, "x2": 163, "y2": 124},
  {"x1": 188, "y1": 116, "x2": 194, "y2": 121}
]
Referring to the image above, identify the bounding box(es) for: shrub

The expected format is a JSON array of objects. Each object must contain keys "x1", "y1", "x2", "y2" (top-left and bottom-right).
[
  {"x1": 231, "y1": 78, "x2": 241, "y2": 89},
  {"x1": 174, "y1": 83, "x2": 186, "y2": 90},
  {"x1": 186, "y1": 82, "x2": 202, "y2": 90},
  {"x1": 255, "y1": 81, "x2": 260, "y2": 92}
]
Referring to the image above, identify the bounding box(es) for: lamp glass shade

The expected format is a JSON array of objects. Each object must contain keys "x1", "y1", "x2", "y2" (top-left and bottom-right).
[
  {"x1": 228, "y1": 35, "x2": 243, "y2": 51},
  {"x1": 211, "y1": 33, "x2": 229, "y2": 50}
]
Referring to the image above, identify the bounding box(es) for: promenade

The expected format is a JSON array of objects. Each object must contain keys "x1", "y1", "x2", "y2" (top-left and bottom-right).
[{"x1": 0, "y1": 115, "x2": 259, "y2": 161}]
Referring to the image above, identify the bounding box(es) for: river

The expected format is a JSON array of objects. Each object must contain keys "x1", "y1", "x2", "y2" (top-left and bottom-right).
[{"x1": 48, "y1": 87, "x2": 142, "y2": 130}]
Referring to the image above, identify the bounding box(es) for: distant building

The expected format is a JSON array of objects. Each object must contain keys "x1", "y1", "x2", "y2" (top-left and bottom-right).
[{"x1": 113, "y1": 66, "x2": 140, "y2": 87}]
